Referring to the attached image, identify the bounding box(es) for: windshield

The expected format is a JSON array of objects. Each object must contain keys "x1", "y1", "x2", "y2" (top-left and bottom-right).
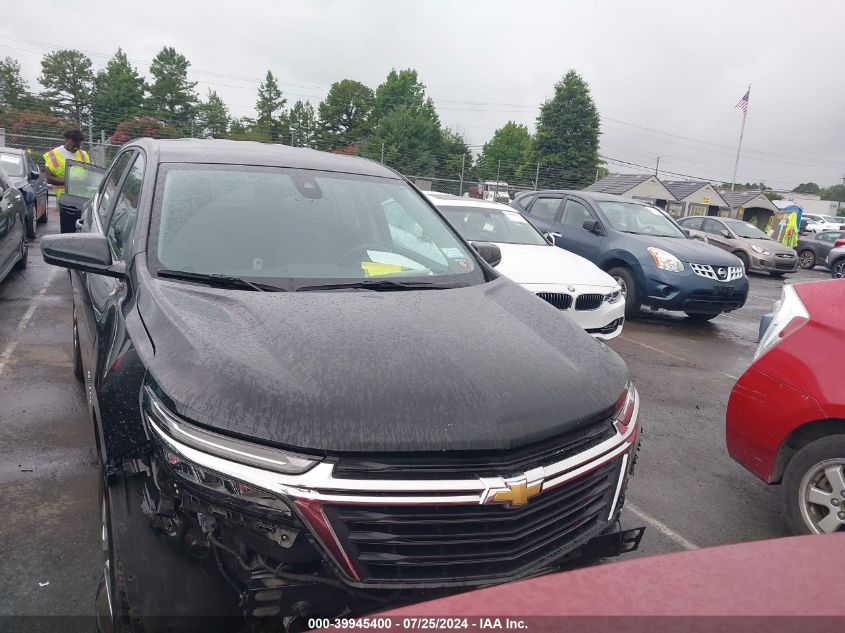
[
  {"x1": 598, "y1": 201, "x2": 686, "y2": 238},
  {"x1": 822, "y1": 215, "x2": 844, "y2": 224},
  {"x1": 724, "y1": 219, "x2": 769, "y2": 239},
  {"x1": 150, "y1": 165, "x2": 483, "y2": 286},
  {"x1": 0, "y1": 153, "x2": 24, "y2": 177},
  {"x1": 438, "y1": 204, "x2": 547, "y2": 246}
]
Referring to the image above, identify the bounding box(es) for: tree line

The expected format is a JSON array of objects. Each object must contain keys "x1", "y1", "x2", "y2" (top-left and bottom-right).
[{"x1": 0, "y1": 47, "x2": 603, "y2": 187}]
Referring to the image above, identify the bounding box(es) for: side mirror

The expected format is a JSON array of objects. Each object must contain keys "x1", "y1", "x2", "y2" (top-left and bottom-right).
[
  {"x1": 582, "y1": 218, "x2": 602, "y2": 234},
  {"x1": 721, "y1": 229, "x2": 731, "y2": 238},
  {"x1": 41, "y1": 233, "x2": 125, "y2": 278},
  {"x1": 682, "y1": 229, "x2": 691, "y2": 237},
  {"x1": 29, "y1": 169, "x2": 40, "y2": 182},
  {"x1": 543, "y1": 231, "x2": 562, "y2": 245},
  {"x1": 471, "y1": 241, "x2": 502, "y2": 268}
]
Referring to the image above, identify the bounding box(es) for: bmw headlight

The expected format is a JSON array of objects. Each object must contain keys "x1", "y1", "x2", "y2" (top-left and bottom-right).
[
  {"x1": 604, "y1": 285, "x2": 623, "y2": 303},
  {"x1": 646, "y1": 247, "x2": 685, "y2": 273},
  {"x1": 750, "y1": 244, "x2": 772, "y2": 256}
]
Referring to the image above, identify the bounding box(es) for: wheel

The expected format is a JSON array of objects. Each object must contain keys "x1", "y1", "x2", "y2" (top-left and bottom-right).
[
  {"x1": 832, "y1": 260, "x2": 845, "y2": 279},
  {"x1": 25, "y1": 204, "x2": 36, "y2": 240},
  {"x1": 607, "y1": 266, "x2": 640, "y2": 318},
  {"x1": 72, "y1": 309, "x2": 84, "y2": 382},
  {"x1": 36, "y1": 199, "x2": 47, "y2": 224},
  {"x1": 685, "y1": 312, "x2": 719, "y2": 322},
  {"x1": 14, "y1": 236, "x2": 27, "y2": 269},
  {"x1": 783, "y1": 435, "x2": 845, "y2": 535},
  {"x1": 798, "y1": 249, "x2": 815, "y2": 269},
  {"x1": 734, "y1": 251, "x2": 749, "y2": 271},
  {"x1": 769, "y1": 272, "x2": 785, "y2": 277}
]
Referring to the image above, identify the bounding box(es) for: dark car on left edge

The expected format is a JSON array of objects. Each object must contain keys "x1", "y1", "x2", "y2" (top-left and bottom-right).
[
  {"x1": 41, "y1": 139, "x2": 644, "y2": 633},
  {"x1": 0, "y1": 146, "x2": 49, "y2": 239},
  {"x1": 511, "y1": 190, "x2": 749, "y2": 321},
  {"x1": 0, "y1": 165, "x2": 28, "y2": 283}
]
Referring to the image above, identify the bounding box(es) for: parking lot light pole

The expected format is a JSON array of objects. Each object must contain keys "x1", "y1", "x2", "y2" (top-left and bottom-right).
[{"x1": 459, "y1": 154, "x2": 465, "y2": 195}]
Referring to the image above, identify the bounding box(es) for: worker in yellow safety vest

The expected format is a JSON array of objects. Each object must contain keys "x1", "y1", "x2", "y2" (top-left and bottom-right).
[{"x1": 42, "y1": 129, "x2": 90, "y2": 202}]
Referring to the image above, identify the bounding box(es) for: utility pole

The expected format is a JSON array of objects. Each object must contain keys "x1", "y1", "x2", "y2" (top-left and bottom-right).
[
  {"x1": 731, "y1": 85, "x2": 751, "y2": 192},
  {"x1": 839, "y1": 171, "x2": 845, "y2": 213},
  {"x1": 459, "y1": 154, "x2": 465, "y2": 196},
  {"x1": 535, "y1": 162, "x2": 540, "y2": 190},
  {"x1": 380, "y1": 142, "x2": 385, "y2": 164},
  {"x1": 655, "y1": 156, "x2": 660, "y2": 176},
  {"x1": 595, "y1": 167, "x2": 600, "y2": 183}
]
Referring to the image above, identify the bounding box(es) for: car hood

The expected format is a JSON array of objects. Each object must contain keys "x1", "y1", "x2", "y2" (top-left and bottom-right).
[
  {"x1": 136, "y1": 270, "x2": 628, "y2": 454},
  {"x1": 493, "y1": 243, "x2": 616, "y2": 288},
  {"x1": 621, "y1": 233, "x2": 742, "y2": 266},
  {"x1": 743, "y1": 237, "x2": 795, "y2": 254}
]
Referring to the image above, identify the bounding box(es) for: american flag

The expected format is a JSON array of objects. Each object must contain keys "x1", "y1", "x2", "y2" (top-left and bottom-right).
[{"x1": 736, "y1": 88, "x2": 750, "y2": 113}]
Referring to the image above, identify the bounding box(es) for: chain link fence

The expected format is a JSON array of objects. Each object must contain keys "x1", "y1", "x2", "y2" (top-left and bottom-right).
[{"x1": 0, "y1": 130, "x2": 115, "y2": 169}]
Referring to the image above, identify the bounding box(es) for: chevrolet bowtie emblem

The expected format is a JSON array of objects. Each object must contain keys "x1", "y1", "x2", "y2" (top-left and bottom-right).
[{"x1": 482, "y1": 475, "x2": 544, "y2": 508}]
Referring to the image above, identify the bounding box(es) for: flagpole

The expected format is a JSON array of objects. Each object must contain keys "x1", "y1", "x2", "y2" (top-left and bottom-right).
[{"x1": 731, "y1": 85, "x2": 750, "y2": 192}]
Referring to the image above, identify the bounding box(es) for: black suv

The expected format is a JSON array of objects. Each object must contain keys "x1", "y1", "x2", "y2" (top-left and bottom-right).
[{"x1": 42, "y1": 140, "x2": 642, "y2": 631}]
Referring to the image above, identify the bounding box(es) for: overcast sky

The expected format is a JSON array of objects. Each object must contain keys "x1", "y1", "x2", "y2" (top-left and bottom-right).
[{"x1": 4, "y1": 0, "x2": 843, "y2": 189}]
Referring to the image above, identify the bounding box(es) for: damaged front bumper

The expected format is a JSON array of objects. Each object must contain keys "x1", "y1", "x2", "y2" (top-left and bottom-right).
[{"x1": 98, "y1": 384, "x2": 643, "y2": 630}]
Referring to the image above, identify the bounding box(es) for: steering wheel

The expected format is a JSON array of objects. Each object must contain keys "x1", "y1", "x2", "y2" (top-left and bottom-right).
[{"x1": 337, "y1": 242, "x2": 394, "y2": 267}]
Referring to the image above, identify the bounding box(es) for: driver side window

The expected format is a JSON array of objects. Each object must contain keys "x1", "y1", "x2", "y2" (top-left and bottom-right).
[
  {"x1": 97, "y1": 152, "x2": 134, "y2": 221},
  {"x1": 561, "y1": 199, "x2": 593, "y2": 229},
  {"x1": 702, "y1": 219, "x2": 725, "y2": 235}
]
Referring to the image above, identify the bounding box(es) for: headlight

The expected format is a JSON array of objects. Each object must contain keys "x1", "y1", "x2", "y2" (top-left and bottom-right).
[
  {"x1": 604, "y1": 285, "x2": 623, "y2": 303},
  {"x1": 754, "y1": 285, "x2": 809, "y2": 360},
  {"x1": 750, "y1": 244, "x2": 772, "y2": 256},
  {"x1": 646, "y1": 247, "x2": 684, "y2": 272},
  {"x1": 143, "y1": 386, "x2": 319, "y2": 475}
]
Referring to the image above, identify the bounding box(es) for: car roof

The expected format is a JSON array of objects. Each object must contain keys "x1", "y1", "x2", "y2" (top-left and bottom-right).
[
  {"x1": 0, "y1": 146, "x2": 25, "y2": 156},
  {"x1": 520, "y1": 189, "x2": 654, "y2": 205},
  {"x1": 428, "y1": 196, "x2": 513, "y2": 211},
  {"x1": 126, "y1": 138, "x2": 397, "y2": 178}
]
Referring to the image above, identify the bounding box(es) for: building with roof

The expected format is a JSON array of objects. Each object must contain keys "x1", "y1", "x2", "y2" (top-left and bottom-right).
[
  {"x1": 585, "y1": 174, "x2": 675, "y2": 209},
  {"x1": 661, "y1": 181, "x2": 730, "y2": 219},
  {"x1": 720, "y1": 191, "x2": 781, "y2": 229}
]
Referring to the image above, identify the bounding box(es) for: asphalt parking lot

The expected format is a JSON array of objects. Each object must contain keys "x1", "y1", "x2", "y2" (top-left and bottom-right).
[{"x1": 0, "y1": 208, "x2": 833, "y2": 617}]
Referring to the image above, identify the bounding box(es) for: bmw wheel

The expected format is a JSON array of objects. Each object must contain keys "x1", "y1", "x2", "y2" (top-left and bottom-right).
[{"x1": 784, "y1": 436, "x2": 845, "y2": 535}]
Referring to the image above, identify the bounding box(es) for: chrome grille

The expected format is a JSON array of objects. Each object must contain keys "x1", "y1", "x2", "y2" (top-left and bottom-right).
[
  {"x1": 536, "y1": 292, "x2": 573, "y2": 310},
  {"x1": 575, "y1": 294, "x2": 604, "y2": 311},
  {"x1": 689, "y1": 263, "x2": 743, "y2": 282}
]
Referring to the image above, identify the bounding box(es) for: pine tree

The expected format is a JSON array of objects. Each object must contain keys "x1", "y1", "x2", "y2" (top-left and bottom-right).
[
  {"x1": 0, "y1": 57, "x2": 29, "y2": 108},
  {"x1": 92, "y1": 49, "x2": 145, "y2": 136},
  {"x1": 533, "y1": 70, "x2": 600, "y2": 189},
  {"x1": 288, "y1": 100, "x2": 318, "y2": 148},
  {"x1": 255, "y1": 70, "x2": 287, "y2": 142},
  {"x1": 196, "y1": 89, "x2": 230, "y2": 138},
  {"x1": 146, "y1": 47, "x2": 198, "y2": 133}
]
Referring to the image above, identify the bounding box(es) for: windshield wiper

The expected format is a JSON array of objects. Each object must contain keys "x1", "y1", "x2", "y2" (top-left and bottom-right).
[
  {"x1": 156, "y1": 269, "x2": 287, "y2": 292},
  {"x1": 294, "y1": 279, "x2": 450, "y2": 292}
]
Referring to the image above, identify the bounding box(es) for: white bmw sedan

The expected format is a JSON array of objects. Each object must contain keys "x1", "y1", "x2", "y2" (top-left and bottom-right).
[{"x1": 428, "y1": 195, "x2": 625, "y2": 339}]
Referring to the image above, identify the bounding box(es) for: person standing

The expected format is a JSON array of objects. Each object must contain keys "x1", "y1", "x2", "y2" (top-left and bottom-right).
[
  {"x1": 43, "y1": 129, "x2": 90, "y2": 203},
  {"x1": 43, "y1": 129, "x2": 91, "y2": 232}
]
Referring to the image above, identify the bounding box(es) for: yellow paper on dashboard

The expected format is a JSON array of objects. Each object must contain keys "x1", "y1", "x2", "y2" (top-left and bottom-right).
[{"x1": 361, "y1": 261, "x2": 407, "y2": 277}]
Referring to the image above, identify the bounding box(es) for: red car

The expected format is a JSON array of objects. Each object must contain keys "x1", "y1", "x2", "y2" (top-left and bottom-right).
[{"x1": 726, "y1": 278, "x2": 845, "y2": 535}]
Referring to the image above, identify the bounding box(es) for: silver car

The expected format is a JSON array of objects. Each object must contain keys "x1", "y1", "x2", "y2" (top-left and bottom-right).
[
  {"x1": 827, "y1": 245, "x2": 845, "y2": 278},
  {"x1": 678, "y1": 216, "x2": 799, "y2": 276}
]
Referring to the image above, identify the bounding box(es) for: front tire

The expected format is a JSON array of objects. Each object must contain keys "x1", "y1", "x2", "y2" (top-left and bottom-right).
[
  {"x1": 72, "y1": 309, "x2": 84, "y2": 382},
  {"x1": 783, "y1": 436, "x2": 845, "y2": 535},
  {"x1": 798, "y1": 249, "x2": 815, "y2": 269},
  {"x1": 734, "y1": 251, "x2": 749, "y2": 271},
  {"x1": 685, "y1": 312, "x2": 719, "y2": 322},
  {"x1": 25, "y1": 204, "x2": 36, "y2": 240},
  {"x1": 832, "y1": 260, "x2": 845, "y2": 279},
  {"x1": 607, "y1": 266, "x2": 640, "y2": 318},
  {"x1": 14, "y1": 236, "x2": 27, "y2": 269}
]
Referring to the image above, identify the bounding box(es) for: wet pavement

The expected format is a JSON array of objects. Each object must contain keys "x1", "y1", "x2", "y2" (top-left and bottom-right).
[{"x1": 0, "y1": 208, "x2": 833, "y2": 615}]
